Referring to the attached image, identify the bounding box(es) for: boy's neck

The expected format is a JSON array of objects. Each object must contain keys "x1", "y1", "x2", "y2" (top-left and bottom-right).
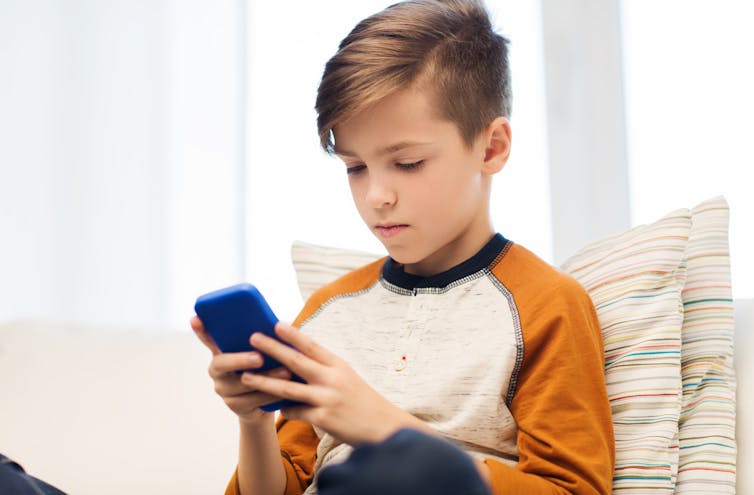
[
  {"x1": 382, "y1": 233, "x2": 508, "y2": 291},
  {"x1": 401, "y1": 227, "x2": 497, "y2": 278}
]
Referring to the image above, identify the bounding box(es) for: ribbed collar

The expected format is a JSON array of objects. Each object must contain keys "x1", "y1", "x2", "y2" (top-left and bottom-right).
[{"x1": 381, "y1": 233, "x2": 509, "y2": 290}]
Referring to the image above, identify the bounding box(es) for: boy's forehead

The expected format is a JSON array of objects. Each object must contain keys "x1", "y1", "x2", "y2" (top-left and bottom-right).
[
  {"x1": 333, "y1": 87, "x2": 452, "y2": 155},
  {"x1": 333, "y1": 140, "x2": 435, "y2": 158}
]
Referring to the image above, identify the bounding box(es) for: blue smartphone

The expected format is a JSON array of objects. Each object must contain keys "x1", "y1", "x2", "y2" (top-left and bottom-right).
[{"x1": 194, "y1": 283, "x2": 303, "y2": 412}]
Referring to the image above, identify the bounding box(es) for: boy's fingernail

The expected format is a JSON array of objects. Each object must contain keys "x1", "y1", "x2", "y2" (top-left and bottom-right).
[{"x1": 248, "y1": 353, "x2": 262, "y2": 366}]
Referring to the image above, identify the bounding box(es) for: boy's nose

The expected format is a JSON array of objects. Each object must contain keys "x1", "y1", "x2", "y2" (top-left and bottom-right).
[{"x1": 365, "y1": 179, "x2": 397, "y2": 209}]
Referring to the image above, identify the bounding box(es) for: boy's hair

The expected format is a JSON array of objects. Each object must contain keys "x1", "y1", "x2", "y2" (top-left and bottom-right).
[{"x1": 315, "y1": 0, "x2": 511, "y2": 154}]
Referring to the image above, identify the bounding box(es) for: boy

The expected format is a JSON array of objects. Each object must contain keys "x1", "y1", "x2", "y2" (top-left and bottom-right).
[{"x1": 191, "y1": 0, "x2": 615, "y2": 494}]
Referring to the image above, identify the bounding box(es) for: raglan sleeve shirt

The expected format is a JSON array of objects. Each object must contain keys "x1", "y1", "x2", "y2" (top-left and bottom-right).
[{"x1": 225, "y1": 243, "x2": 614, "y2": 495}]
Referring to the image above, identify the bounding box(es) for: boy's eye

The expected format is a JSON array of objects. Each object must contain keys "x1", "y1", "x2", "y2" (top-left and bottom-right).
[
  {"x1": 396, "y1": 160, "x2": 424, "y2": 171},
  {"x1": 346, "y1": 165, "x2": 366, "y2": 175}
]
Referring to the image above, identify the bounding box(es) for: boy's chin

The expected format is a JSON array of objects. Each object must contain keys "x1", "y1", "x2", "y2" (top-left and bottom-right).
[
  {"x1": 374, "y1": 235, "x2": 427, "y2": 266},
  {"x1": 382, "y1": 246, "x2": 423, "y2": 266}
]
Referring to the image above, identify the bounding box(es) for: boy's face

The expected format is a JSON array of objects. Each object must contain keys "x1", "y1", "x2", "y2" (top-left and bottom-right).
[{"x1": 334, "y1": 86, "x2": 510, "y2": 276}]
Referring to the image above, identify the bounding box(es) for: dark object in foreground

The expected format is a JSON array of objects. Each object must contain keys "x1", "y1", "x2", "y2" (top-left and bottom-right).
[
  {"x1": 317, "y1": 429, "x2": 492, "y2": 495},
  {"x1": 0, "y1": 454, "x2": 67, "y2": 495}
]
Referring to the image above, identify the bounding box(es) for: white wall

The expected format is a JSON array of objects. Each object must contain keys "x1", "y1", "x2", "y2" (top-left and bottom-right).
[
  {"x1": 541, "y1": 0, "x2": 631, "y2": 264},
  {"x1": 0, "y1": 0, "x2": 246, "y2": 329},
  {"x1": 0, "y1": 1, "x2": 59, "y2": 323},
  {"x1": 621, "y1": 0, "x2": 754, "y2": 298},
  {"x1": 2, "y1": 0, "x2": 749, "y2": 328}
]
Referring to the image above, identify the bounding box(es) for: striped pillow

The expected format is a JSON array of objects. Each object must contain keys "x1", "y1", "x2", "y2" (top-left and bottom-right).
[
  {"x1": 560, "y1": 208, "x2": 691, "y2": 493},
  {"x1": 675, "y1": 196, "x2": 737, "y2": 493}
]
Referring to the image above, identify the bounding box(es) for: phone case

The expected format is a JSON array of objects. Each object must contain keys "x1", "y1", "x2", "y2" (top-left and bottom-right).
[{"x1": 194, "y1": 283, "x2": 302, "y2": 412}]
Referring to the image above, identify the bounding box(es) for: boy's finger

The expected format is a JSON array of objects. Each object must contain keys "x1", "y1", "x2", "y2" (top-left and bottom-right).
[
  {"x1": 275, "y1": 322, "x2": 339, "y2": 366},
  {"x1": 224, "y1": 391, "x2": 288, "y2": 413},
  {"x1": 278, "y1": 403, "x2": 308, "y2": 422},
  {"x1": 190, "y1": 315, "x2": 222, "y2": 355},
  {"x1": 209, "y1": 351, "x2": 264, "y2": 378},
  {"x1": 216, "y1": 367, "x2": 290, "y2": 398},
  {"x1": 265, "y1": 366, "x2": 293, "y2": 380},
  {"x1": 250, "y1": 331, "x2": 322, "y2": 379},
  {"x1": 241, "y1": 370, "x2": 316, "y2": 405}
]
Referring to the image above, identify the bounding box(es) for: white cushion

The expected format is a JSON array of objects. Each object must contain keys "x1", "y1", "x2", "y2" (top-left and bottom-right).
[{"x1": 734, "y1": 298, "x2": 754, "y2": 494}]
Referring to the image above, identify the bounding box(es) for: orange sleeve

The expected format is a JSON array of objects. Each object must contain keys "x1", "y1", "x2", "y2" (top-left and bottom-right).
[
  {"x1": 486, "y1": 245, "x2": 615, "y2": 494},
  {"x1": 224, "y1": 468, "x2": 240, "y2": 495},
  {"x1": 277, "y1": 417, "x2": 320, "y2": 495}
]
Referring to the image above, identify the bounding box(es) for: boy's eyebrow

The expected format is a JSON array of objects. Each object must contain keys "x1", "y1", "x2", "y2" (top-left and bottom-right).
[{"x1": 334, "y1": 140, "x2": 432, "y2": 158}]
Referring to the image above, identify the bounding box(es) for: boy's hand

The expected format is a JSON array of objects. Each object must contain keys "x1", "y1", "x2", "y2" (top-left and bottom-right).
[
  {"x1": 190, "y1": 316, "x2": 292, "y2": 426},
  {"x1": 240, "y1": 322, "x2": 433, "y2": 445}
]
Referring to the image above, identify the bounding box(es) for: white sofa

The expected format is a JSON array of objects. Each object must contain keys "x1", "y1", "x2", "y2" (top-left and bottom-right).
[
  {"x1": 0, "y1": 320, "x2": 239, "y2": 494},
  {"x1": 1, "y1": 299, "x2": 751, "y2": 494}
]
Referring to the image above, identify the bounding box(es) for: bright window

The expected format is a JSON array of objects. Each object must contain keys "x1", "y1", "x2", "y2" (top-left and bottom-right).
[{"x1": 621, "y1": 0, "x2": 754, "y2": 298}]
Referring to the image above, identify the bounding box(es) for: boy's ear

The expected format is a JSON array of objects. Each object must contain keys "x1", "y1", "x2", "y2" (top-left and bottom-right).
[{"x1": 481, "y1": 117, "x2": 512, "y2": 175}]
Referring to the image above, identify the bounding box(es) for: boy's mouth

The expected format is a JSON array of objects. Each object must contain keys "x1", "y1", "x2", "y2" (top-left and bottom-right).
[{"x1": 375, "y1": 224, "x2": 408, "y2": 238}]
